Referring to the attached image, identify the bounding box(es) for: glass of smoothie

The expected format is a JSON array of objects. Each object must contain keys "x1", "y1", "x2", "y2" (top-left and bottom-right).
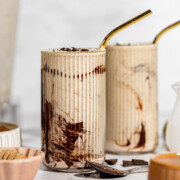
[
  {"x1": 41, "y1": 48, "x2": 106, "y2": 171},
  {"x1": 106, "y1": 21, "x2": 180, "y2": 153}
]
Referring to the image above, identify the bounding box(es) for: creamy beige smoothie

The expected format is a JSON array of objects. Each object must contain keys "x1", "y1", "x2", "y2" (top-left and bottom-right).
[
  {"x1": 41, "y1": 48, "x2": 106, "y2": 171},
  {"x1": 0, "y1": 0, "x2": 19, "y2": 102},
  {"x1": 106, "y1": 44, "x2": 158, "y2": 153}
]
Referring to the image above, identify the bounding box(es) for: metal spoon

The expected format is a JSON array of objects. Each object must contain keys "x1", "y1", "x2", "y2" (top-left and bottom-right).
[{"x1": 86, "y1": 161, "x2": 149, "y2": 178}]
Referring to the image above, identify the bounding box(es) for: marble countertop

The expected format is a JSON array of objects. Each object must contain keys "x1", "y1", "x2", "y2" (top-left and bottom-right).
[{"x1": 20, "y1": 114, "x2": 166, "y2": 180}]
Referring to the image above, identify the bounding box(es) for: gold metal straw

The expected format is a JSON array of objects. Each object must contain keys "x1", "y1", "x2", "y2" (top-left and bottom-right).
[
  {"x1": 153, "y1": 21, "x2": 180, "y2": 44},
  {"x1": 99, "y1": 9, "x2": 152, "y2": 49}
]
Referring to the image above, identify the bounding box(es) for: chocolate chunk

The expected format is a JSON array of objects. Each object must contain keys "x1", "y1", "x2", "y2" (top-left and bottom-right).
[
  {"x1": 81, "y1": 48, "x2": 89, "y2": 52},
  {"x1": 105, "y1": 159, "x2": 118, "y2": 165},
  {"x1": 122, "y1": 160, "x2": 134, "y2": 167},
  {"x1": 122, "y1": 159, "x2": 148, "y2": 167},
  {"x1": 60, "y1": 48, "x2": 66, "y2": 51},
  {"x1": 132, "y1": 159, "x2": 148, "y2": 165},
  {"x1": 53, "y1": 47, "x2": 96, "y2": 52},
  {"x1": 66, "y1": 48, "x2": 71, "y2": 51},
  {"x1": 72, "y1": 47, "x2": 79, "y2": 51}
]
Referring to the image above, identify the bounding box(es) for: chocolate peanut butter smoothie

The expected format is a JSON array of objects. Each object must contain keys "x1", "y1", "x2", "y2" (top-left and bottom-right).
[
  {"x1": 41, "y1": 48, "x2": 106, "y2": 171},
  {"x1": 0, "y1": 0, "x2": 19, "y2": 102},
  {"x1": 106, "y1": 44, "x2": 158, "y2": 153}
]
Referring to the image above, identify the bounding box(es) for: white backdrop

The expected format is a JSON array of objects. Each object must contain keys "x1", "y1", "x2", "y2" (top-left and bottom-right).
[{"x1": 12, "y1": 0, "x2": 180, "y2": 122}]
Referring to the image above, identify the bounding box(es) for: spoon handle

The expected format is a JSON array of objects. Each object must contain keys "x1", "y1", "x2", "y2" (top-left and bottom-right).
[{"x1": 129, "y1": 165, "x2": 149, "y2": 174}]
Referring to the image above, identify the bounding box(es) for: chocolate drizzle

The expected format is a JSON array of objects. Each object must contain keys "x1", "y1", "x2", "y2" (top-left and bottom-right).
[
  {"x1": 42, "y1": 64, "x2": 105, "y2": 81},
  {"x1": 52, "y1": 115, "x2": 86, "y2": 167},
  {"x1": 42, "y1": 100, "x2": 53, "y2": 163},
  {"x1": 114, "y1": 124, "x2": 146, "y2": 149},
  {"x1": 134, "y1": 123, "x2": 146, "y2": 148},
  {"x1": 92, "y1": 65, "x2": 106, "y2": 74},
  {"x1": 41, "y1": 99, "x2": 89, "y2": 168},
  {"x1": 121, "y1": 82, "x2": 143, "y2": 111},
  {"x1": 137, "y1": 96, "x2": 143, "y2": 111},
  {"x1": 115, "y1": 139, "x2": 130, "y2": 147},
  {"x1": 41, "y1": 69, "x2": 44, "y2": 151}
]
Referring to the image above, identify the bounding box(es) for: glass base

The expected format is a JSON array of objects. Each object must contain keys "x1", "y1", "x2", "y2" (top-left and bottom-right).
[{"x1": 44, "y1": 163, "x2": 92, "y2": 173}]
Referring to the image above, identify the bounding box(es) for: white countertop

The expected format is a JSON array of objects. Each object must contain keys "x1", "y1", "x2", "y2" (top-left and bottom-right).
[{"x1": 19, "y1": 113, "x2": 167, "y2": 180}]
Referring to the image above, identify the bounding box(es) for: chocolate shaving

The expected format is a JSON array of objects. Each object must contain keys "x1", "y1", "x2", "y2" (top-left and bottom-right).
[
  {"x1": 81, "y1": 48, "x2": 89, "y2": 52},
  {"x1": 60, "y1": 48, "x2": 66, "y2": 51},
  {"x1": 105, "y1": 159, "x2": 118, "y2": 165},
  {"x1": 56, "y1": 47, "x2": 91, "y2": 52},
  {"x1": 72, "y1": 47, "x2": 79, "y2": 51},
  {"x1": 66, "y1": 48, "x2": 71, "y2": 51}
]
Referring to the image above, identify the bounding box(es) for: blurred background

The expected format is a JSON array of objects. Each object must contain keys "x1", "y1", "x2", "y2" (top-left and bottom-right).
[{"x1": 1, "y1": 0, "x2": 180, "y2": 130}]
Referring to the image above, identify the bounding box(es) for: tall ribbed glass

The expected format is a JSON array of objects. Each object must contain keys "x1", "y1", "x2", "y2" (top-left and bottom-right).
[
  {"x1": 41, "y1": 49, "x2": 106, "y2": 172},
  {"x1": 106, "y1": 44, "x2": 158, "y2": 153}
]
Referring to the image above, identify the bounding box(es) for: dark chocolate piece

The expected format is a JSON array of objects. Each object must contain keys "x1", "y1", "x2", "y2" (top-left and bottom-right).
[
  {"x1": 53, "y1": 47, "x2": 98, "y2": 52},
  {"x1": 60, "y1": 48, "x2": 66, "y2": 51},
  {"x1": 66, "y1": 48, "x2": 71, "y2": 51},
  {"x1": 132, "y1": 159, "x2": 148, "y2": 165},
  {"x1": 122, "y1": 160, "x2": 134, "y2": 167},
  {"x1": 72, "y1": 47, "x2": 79, "y2": 51},
  {"x1": 122, "y1": 159, "x2": 148, "y2": 167},
  {"x1": 105, "y1": 159, "x2": 118, "y2": 165},
  {"x1": 81, "y1": 48, "x2": 89, "y2": 52}
]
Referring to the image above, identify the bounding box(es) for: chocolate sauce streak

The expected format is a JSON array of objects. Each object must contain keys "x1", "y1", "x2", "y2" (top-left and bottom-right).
[
  {"x1": 44, "y1": 64, "x2": 47, "y2": 72},
  {"x1": 92, "y1": 65, "x2": 106, "y2": 74},
  {"x1": 41, "y1": 69, "x2": 44, "y2": 151},
  {"x1": 115, "y1": 139, "x2": 130, "y2": 147},
  {"x1": 43, "y1": 65, "x2": 105, "y2": 81},
  {"x1": 121, "y1": 82, "x2": 143, "y2": 111},
  {"x1": 80, "y1": 65, "x2": 106, "y2": 81},
  {"x1": 134, "y1": 123, "x2": 146, "y2": 148},
  {"x1": 42, "y1": 100, "x2": 53, "y2": 163},
  {"x1": 41, "y1": 63, "x2": 104, "y2": 168},
  {"x1": 53, "y1": 115, "x2": 86, "y2": 168},
  {"x1": 114, "y1": 124, "x2": 145, "y2": 149},
  {"x1": 137, "y1": 96, "x2": 143, "y2": 111}
]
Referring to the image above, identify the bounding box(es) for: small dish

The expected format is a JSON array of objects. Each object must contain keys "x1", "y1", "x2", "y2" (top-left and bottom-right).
[
  {"x1": 0, "y1": 122, "x2": 21, "y2": 147},
  {"x1": 149, "y1": 153, "x2": 180, "y2": 180},
  {"x1": 0, "y1": 147, "x2": 44, "y2": 180}
]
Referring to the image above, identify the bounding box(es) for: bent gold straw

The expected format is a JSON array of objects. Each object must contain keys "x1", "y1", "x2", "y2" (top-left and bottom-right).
[
  {"x1": 153, "y1": 20, "x2": 180, "y2": 44},
  {"x1": 99, "y1": 9, "x2": 152, "y2": 49}
]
